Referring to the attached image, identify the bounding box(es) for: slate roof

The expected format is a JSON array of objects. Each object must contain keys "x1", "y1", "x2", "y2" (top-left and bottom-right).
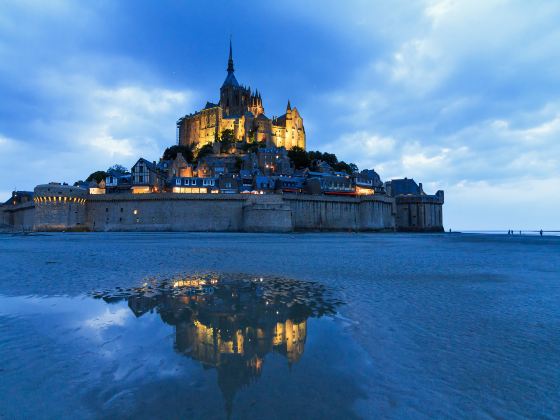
[
  {"x1": 388, "y1": 178, "x2": 420, "y2": 196},
  {"x1": 222, "y1": 72, "x2": 239, "y2": 88},
  {"x1": 204, "y1": 102, "x2": 219, "y2": 109}
]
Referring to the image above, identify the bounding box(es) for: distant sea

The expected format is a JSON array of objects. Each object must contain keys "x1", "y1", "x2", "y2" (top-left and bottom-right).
[{"x1": 461, "y1": 230, "x2": 560, "y2": 236}]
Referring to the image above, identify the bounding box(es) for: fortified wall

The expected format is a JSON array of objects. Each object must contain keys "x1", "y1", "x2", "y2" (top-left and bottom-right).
[
  {"x1": 1, "y1": 186, "x2": 408, "y2": 232},
  {"x1": 0, "y1": 201, "x2": 34, "y2": 231},
  {"x1": 1, "y1": 184, "x2": 447, "y2": 233},
  {"x1": 85, "y1": 193, "x2": 394, "y2": 232},
  {"x1": 394, "y1": 192, "x2": 444, "y2": 232}
]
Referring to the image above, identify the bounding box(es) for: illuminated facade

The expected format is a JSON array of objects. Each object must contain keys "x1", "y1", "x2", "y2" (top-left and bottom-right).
[{"x1": 177, "y1": 42, "x2": 306, "y2": 151}]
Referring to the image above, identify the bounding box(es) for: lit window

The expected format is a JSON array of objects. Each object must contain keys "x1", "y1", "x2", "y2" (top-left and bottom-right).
[{"x1": 133, "y1": 209, "x2": 138, "y2": 215}]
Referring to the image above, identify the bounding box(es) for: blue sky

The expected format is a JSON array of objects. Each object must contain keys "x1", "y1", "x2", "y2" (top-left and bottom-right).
[{"x1": 1, "y1": 0, "x2": 559, "y2": 230}]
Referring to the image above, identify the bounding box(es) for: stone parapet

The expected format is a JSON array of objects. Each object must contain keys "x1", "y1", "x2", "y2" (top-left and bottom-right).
[{"x1": 3, "y1": 188, "x2": 442, "y2": 233}]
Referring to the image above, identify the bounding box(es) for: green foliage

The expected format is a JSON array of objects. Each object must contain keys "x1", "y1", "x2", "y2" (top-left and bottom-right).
[
  {"x1": 219, "y1": 129, "x2": 235, "y2": 144},
  {"x1": 196, "y1": 143, "x2": 214, "y2": 162},
  {"x1": 86, "y1": 171, "x2": 107, "y2": 183},
  {"x1": 333, "y1": 161, "x2": 353, "y2": 174},
  {"x1": 235, "y1": 156, "x2": 243, "y2": 172},
  {"x1": 162, "y1": 145, "x2": 194, "y2": 163},
  {"x1": 288, "y1": 146, "x2": 311, "y2": 169},
  {"x1": 308, "y1": 151, "x2": 338, "y2": 167},
  {"x1": 219, "y1": 129, "x2": 236, "y2": 153},
  {"x1": 106, "y1": 164, "x2": 129, "y2": 175},
  {"x1": 288, "y1": 147, "x2": 358, "y2": 173}
]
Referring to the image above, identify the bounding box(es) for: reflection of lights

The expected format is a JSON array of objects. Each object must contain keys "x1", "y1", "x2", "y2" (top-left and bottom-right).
[{"x1": 173, "y1": 278, "x2": 207, "y2": 288}]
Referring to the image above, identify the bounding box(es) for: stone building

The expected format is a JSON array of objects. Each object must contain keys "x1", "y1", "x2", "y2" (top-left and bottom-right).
[
  {"x1": 130, "y1": 158, "x2": 166, "y2": 194},
  {"x1": 385, "y1": 178, "x2": 444, "y2": 232},
  {"x1": 177, "y1": 41, "x2": 306, "y2": 151}
]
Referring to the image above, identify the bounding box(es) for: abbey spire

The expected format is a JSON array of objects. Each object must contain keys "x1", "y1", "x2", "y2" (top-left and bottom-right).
[{"x1": 227, "y1": 38, "x2": 234, "y2": 74}]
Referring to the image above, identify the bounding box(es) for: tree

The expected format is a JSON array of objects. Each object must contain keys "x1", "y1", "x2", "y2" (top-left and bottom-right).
[
  {"x1": 219, "y1": 129, "x2": 236, "y2": 153},
  {"x1": 286, "y1": 147, "x2": 357, "y2": 173},
  {"x1": 234, "y1": 156, "x2": 243, "y2": 172},
  {"x1": 196, "y1": 143, "x2": 214, "y2": 162},
  {"x1": 288, "y1": 146, "x2": 310, "y2": 169},
  {"x1": 107, "y1": 164, "x2": 129, "y2": 175},
  {"x1": 162, "y1": 145, "x2": 194, "y2": 163},
  {"x1": 333, "y1": 161, "x2": 359, "y2": 174},
  {"x1": 86, "y1": 171, "x2": 107, "y2": 183}
]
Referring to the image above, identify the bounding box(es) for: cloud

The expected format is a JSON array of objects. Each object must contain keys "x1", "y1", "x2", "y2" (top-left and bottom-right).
[
  {"x1": 0, "y1": 72, "x2": 193, "y2": 193},
  {"x1": 445, "y1": 178, "x2": 560, "y2": 230},
  {"x1": 85, "y1": 307, "x2": 131, "y2": 330},
  {"x1": 324, "y1": 131, "x2": 395, "y2": 159}
]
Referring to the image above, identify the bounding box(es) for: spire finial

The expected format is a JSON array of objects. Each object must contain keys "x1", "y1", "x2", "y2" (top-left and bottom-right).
[
  {"x1": 287, "y1": 99, "x2": 291, "y2": 110},
  {"x1": 227, "y1": 36, "x2": 234, "y2": 73}
]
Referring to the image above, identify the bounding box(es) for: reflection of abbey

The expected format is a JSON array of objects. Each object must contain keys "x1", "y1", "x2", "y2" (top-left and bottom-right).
[
  {"x1": 97, "y1": 274, "x2": 336, "y2": 416},
  {"x1": 178, "y1": 41, "x2": 305, "y2": 151}
]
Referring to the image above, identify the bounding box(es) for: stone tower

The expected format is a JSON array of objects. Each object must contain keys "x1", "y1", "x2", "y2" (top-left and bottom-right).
[{"x1": 219, "y1": 40, "x2": 251, "y2": 117}]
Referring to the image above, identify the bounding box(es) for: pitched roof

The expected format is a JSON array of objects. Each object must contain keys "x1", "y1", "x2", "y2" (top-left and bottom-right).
[
  {"x1": 222, "y1": 72, "x2": 240, "y2": 88},
  {"x1": 204, "y1": 102, "x2": 219, "y2": 109},
  {"x1": 389, "y1": 178, "x2": 420, "y2": 196}
]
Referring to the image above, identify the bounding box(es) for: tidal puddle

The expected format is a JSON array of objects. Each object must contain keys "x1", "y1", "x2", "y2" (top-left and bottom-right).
[{"x1": 1, "y1": 274, "x2": 374, "y2": 419}]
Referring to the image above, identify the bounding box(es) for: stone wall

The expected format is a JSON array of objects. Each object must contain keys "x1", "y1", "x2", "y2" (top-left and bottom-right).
[
  {"x1": 284, "y1": 194, "x2": 395, "y2": 231},
  {"x1": 0, "y1": 202, "x2": 35, "y2": 232},
  {"x1": 242, "y1": 195, "x2": 293, "y2": 233},
  {"x1": 87, "y1": 193, "x2": 245, "y2": 232},
  {"x1": 395, "y1": 195, "x2": 444, "y2": 232},
  {"x1": 33, "y1": 185, "x2": 88, "y2": 231},
  {"x1": 87, "y1": 193, "x2": 396, "y2": 232},
  {"x1": 3, "y1": 190, "x2": 445, "y2": 233}
]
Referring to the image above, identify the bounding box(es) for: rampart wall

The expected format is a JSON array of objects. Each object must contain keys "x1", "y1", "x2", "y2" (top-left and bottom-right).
[
  {"x1": 284, "y1": 195, "x2": 395, "y2": 231},
  {"x1": 1, "y1": 190, "x2": 443, "y2": 233},
  {"x1": 0, "y1": 202, "x2": 35, "y2": 232},
  {"x1": 395, "y1": 195, "x2": 444, "y2": 232}
]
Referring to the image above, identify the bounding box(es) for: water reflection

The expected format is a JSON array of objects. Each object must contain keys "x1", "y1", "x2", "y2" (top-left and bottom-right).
[{"x1": 93, "y1": 274, "x2": 342, "y2": 416}]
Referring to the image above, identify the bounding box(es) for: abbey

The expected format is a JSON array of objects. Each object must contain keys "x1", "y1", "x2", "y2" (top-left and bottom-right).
[{"x1": 177, "y1": 42, "x2": 306, "y2": 151}]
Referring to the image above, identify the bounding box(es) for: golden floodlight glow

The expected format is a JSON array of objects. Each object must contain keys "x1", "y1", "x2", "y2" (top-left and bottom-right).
[
  {"x1": 356, "y1": 186, "x2": 374, "y2": 196},
  {"x1": 172, "y1": 187, "x2": 208, "y2": 194},
  {"x1": 132, "y1": 186, "x2": 151, "y2": 194}
]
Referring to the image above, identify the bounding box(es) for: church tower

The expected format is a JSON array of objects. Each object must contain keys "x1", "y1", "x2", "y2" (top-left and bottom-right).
[{"x1": 219, "y1": 40, "x2": 250, "y2": 117}]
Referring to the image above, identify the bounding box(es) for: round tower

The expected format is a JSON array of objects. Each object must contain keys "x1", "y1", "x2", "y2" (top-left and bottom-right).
[{"x1": 33, "y1": 184, "x2": 88, "y2": 231}]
